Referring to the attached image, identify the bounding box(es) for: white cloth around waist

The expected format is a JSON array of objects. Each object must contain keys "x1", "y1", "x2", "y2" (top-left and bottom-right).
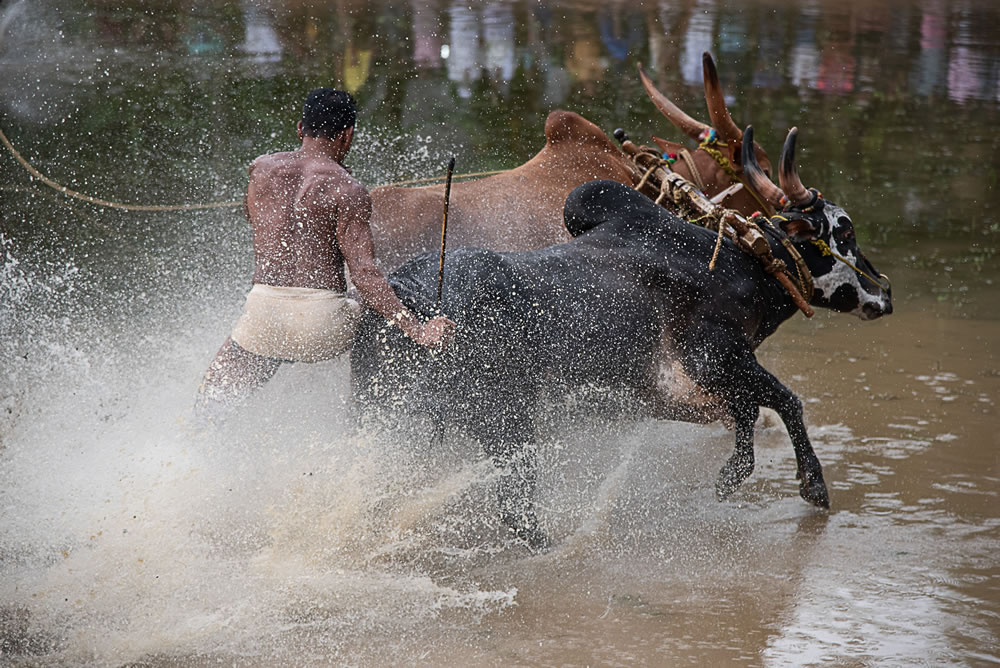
[{"x1": 230, "y1": 284, "x2": 361, "y2": 362}]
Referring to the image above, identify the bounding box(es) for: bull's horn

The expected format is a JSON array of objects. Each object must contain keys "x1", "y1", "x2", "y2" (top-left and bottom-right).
[
  {"x1": 702, "y1": 52, "x2": 743, "y2": 146},
  {"x1": 741, "y1": 126, "x2": 785, "y2": 207},
  {"x1": 638, "y1": 62, "x2": 709, "y2": 142},
  {"x1": 778, "y1": 127, "x2": 812, "y2": 207}
]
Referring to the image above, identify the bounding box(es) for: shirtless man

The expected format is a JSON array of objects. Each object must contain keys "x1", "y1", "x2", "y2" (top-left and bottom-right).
[{"x1": 198, "y1": 88, "x2": 455, "y2": 409}]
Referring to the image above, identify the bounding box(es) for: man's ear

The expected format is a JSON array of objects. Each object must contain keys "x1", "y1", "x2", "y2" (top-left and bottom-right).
[{"x1": 296, "y1": 121, "x2": 304, "y2": 140}]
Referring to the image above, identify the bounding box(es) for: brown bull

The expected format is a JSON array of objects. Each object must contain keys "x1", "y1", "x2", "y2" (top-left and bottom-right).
[
  {"x1": 369, "y1": 110, "x2": 635, "y2": 270},
  {"x1": 369, "y1": 52, "x2": 772, "y2": 271},
  {"x1": 639, "y1": 52, "x2": 775, "y2": 217}
]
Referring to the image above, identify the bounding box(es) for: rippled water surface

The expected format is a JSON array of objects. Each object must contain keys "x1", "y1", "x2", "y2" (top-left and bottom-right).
[{"x1": 1, "y1": 0, "x2": 998, "y2": 665}]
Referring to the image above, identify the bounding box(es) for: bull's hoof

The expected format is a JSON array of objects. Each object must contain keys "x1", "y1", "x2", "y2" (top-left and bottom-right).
[
  {"x1": 511, "y1": 524, "x2": 552, "y2": 552},
  {"x1": 798, "y1": 470, "x2": 830, "y2": 509},
  {"x1": 502, "y1": 512, "x2": 551, "y2": 552},
  {"x1": 715, "y1": 454, "x2": 754, "y2": 500}
]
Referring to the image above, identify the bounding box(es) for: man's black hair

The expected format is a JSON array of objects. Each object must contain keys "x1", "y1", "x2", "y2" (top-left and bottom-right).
[{"x1": 301, "y1": 88, "x2": 356, "y2": 139}]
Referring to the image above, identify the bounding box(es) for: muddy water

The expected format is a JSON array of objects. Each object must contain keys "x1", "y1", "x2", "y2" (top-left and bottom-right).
[{"x1": 1, "y1": 0, "x2": 998, "y2": 665}]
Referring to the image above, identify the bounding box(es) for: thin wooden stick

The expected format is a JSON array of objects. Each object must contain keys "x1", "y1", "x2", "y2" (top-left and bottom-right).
[
  {"x1": 433, "y1": 157, "x2": 456, "y2": 449},
  {"x1": 436, "y1": 157, "x2": 456, "y2": 313}
]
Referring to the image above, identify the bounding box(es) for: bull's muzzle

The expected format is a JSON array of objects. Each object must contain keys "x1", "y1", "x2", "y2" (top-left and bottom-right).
[{"x1": 861, "y1": 273, "x2": 893, "y2": 319}]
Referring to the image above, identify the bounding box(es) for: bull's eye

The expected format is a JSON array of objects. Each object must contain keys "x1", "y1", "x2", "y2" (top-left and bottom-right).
[{"x1": 834, "y1": 218, "x2": 855, "y2": 241}]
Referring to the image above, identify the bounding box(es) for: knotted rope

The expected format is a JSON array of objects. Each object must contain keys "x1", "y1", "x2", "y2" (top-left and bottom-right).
[{"x1": 619, "y1": 137, "x2": 814, "y2": 317}]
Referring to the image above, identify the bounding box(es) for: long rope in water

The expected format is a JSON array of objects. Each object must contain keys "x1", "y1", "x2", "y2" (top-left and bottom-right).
[{"x1": 0, "y1": 125, "x2": 507, "y2": 212}]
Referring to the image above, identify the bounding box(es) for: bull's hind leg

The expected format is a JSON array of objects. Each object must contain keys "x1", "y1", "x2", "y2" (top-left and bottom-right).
[{"x1": 471, "y1": 409, "x2": 550, "y2": 550}]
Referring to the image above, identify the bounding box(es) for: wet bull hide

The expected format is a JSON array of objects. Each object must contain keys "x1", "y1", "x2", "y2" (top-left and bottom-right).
[{"x1": 352, "y1": 177, "x2": 892, "y2": 548}]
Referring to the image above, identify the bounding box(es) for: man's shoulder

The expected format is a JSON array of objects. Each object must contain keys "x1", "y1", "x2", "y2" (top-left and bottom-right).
[
  {"x1": 252, "y1": 150, "x2": 297, "y2": 167},
  {"x1": 305, "y1": 164, "x2": 368, "y2": 198},
  {"x1": 248, "y1": 151, "x2": 296, "y2": 179}
]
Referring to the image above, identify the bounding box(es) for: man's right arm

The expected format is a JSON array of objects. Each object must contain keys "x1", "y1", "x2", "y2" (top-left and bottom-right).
[{"x1": 333, "y1": 181, "x2": 455, "y2": 348}]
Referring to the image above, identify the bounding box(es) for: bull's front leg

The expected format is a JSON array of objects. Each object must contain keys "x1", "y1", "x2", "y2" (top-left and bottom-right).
[
  {"x1": 715, "y1": 398, "x2": 759, "y2": 500},
  {"x1": 756, "y1": 367, "x2": 829, "y2": 508},
  {"x1": 721, "y1": 358, "x2": 829, "y2": 509},
  {"x1": 680, "y1": 323, "x2": 829, "y2": 508}
]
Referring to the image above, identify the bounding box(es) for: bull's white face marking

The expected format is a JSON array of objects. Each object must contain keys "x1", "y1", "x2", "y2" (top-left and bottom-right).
[{"x1": 811, "y1": 203, "x2": 891, "y2": 320}]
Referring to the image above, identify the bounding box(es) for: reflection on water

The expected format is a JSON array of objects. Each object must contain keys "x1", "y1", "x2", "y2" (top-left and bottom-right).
[
  {"x1": 241, "y1": 0, "x2": 283, "y2": 63},
  {"x1": 1, "y1": 0, "x2": 999, "y2": 665},
  {"x1": 3, "y1": 0, "x2": 1000, "y2": 100}
]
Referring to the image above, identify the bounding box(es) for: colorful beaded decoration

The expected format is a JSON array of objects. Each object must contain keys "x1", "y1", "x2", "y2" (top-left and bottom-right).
[{"x1": 698, "y1": 127, "x2": 719, "y2": 144}]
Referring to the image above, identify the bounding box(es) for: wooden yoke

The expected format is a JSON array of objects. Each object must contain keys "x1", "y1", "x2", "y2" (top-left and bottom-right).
[{"x1": 614, "y1": 131, "x2": 814, "y2": 317}]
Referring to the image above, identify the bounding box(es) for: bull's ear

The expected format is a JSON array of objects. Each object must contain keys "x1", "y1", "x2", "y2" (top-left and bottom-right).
[
  {"x1": 652, "y1": 136, "x2": 685, "y2": 156},
  {"x1": 778, "y1": 215, "x2": 820, "y2": 241},
  {"x1": 729, "y1": 139, "x2": 744, "y2": 166}
]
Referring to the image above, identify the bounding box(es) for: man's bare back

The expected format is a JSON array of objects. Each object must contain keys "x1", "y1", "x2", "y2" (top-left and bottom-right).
[
  {"x1": 247, "y1": 148, "x2": 354, "y2": 292},
  {"x1": 197, "y1": 88, "x2": 454, "y2": 412}
]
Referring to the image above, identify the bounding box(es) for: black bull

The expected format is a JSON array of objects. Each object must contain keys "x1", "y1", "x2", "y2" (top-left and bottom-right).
[{"x1": 351, "y1": 180, "x2": 892, "y2": 547}]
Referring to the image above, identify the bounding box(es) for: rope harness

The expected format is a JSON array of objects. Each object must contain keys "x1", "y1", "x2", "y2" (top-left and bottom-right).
[
  {"x1": 0, "y1": 124, "x2": 506, "y2": 212},
  {"x1": 754, "y1": 213, "x2": 814, "y2": 303},
  {"x1": 662, "y1": 147, "x2": 706, "y2": 192},
  {"x1": 620, "y1": 135, "x2": 816, "y2": 317}
]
